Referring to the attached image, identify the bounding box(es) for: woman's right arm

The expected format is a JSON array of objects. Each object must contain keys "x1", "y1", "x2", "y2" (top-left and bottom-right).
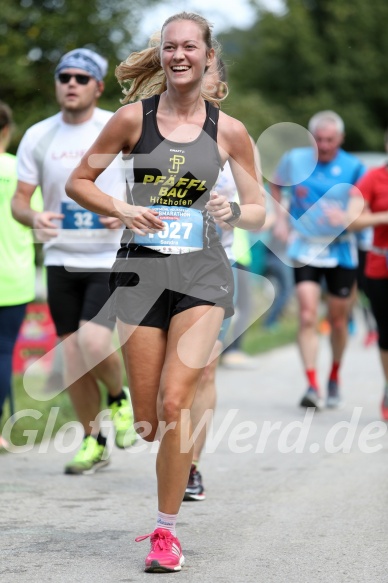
[{"x1": 65, "y1": 103, "x2": 165, "y2": 235}]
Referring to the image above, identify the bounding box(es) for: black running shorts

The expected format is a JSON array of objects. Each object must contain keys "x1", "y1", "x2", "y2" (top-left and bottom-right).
[
  {"x1": 109, "y1": 245, "x2": 234, "y2": 330},
  {"x1": 293, "y1": 263, "x2": 357, "y2": 298},
  {"x1": 366, "y1": 277, "x2": 388, "y2": 350},
  {"x1": 47, "y1": 266, "x2": 115, "y2": 336}
]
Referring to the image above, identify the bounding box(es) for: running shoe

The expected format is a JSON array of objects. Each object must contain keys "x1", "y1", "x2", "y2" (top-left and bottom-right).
[
  {"x1": 109, "y1": 386, "x2": 137, "y2": 449},
  {"x1": 299, "y1": 387, "x2": 323, "y2": 409},
  {"x1": 64, "y1": 435, "x2": 109, "y2": 475},
  {"x1": 326, "y1": 379, "x2": 344, "y2": 409},
  {"x1": 381, "y1": 393, "x2": 388, "y2": 421},
  {"x1": 135, "y1": 528, "x2": 185, "y2": 573},
  {"x1": 184, "y1": 464, "x2": 206, "y2": 501}
]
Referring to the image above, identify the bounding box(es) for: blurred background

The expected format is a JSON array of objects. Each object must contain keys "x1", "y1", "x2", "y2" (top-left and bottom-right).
[
  {"x1": 3, "y1": 0, "x2": 388, "y2": 153},
  {"x1": 2, "y1": 0, "x2": 388, "y2": 444}
]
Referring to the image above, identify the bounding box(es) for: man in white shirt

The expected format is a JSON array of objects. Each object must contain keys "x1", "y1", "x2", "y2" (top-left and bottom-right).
[{"x1": 12, "y1": 48, "x2": 136, "y2": 474}]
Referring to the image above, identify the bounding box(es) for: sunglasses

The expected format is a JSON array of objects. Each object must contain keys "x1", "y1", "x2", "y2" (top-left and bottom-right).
[{"x1": 57, "y1": 73, "x2": 92, "y2": 85}]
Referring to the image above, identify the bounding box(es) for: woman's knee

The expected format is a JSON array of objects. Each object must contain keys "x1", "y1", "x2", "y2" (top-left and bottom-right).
[{"x1": 158, "y1": 391, "x2": 193, "y2": 425}]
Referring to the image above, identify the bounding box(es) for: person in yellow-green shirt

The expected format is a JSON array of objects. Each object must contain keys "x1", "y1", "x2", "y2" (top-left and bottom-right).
[{"x1": 0, "y1": 101, "x2": 42, "y2": 449}]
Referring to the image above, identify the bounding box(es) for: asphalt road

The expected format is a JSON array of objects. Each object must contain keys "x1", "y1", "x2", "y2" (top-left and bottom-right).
[{"x1": 1, "y1": 320, "x2": 387, "y2": 582}]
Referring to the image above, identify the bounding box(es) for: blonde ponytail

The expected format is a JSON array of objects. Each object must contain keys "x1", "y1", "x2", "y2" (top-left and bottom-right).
[{"x1": 115, "y1": 33, "x2": 166, "y2": 104}]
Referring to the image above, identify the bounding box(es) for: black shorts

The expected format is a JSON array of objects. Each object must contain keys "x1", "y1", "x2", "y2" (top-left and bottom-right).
[
  {"x1": 366, "y1": 277, "x2": 388, "y2": 350},
  {"x1": 356, "y1": 248, "x2": 369, "y2": 296},
  {"x1": 293, "y1": 264, "x2": 357, "y2": 298},
  {"x1": 47, "y1": 266, "x2": 115, "y2": 336},
  {"x1": 109, "y1": 245, "x2": 234, "y2": 330}
]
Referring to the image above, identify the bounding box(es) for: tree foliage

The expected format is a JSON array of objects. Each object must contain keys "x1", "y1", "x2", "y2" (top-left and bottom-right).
[
  {"x1": 220, "y1": 0, "x2": 388, "y2": 150},
  {"x1": 3, "y1": 0, "x2": 388, "y2": 153},
  {"x1": 0, "y1": 0, "x2": 161, "y2": 150}
]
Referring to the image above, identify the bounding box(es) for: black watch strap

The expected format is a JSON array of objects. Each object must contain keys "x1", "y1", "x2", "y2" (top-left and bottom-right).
[{"x1": 224, "y1": 202, "x2": 241, "y2": 225}]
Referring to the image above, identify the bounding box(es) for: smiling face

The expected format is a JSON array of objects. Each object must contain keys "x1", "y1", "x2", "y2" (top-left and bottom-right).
[{"x1": 160, "y1": 20, "x2": 214, "y2": 90}]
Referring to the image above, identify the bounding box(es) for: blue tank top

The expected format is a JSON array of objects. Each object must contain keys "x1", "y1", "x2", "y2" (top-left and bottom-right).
[{"x1": 275, "y1": 147, "x2": 365, "y2": 267}]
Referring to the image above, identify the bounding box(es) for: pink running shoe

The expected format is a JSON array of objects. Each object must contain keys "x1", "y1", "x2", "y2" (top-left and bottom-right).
[{"x1": 135, "y1": 528, "x2": 185, "y2": 573}]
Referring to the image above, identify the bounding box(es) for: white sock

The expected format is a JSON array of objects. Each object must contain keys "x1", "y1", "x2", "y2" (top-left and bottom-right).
[{"x1": 156, "y1": 511, "x2": 178, "y2": 536}]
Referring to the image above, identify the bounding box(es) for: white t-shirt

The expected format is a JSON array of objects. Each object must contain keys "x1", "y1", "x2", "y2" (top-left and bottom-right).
[
  {"x1": 17, "y1": 108, "x2": 125, "y2": 269},
  {"x1": 214, "y1": 162, "x2": 236, "y2": 261}
]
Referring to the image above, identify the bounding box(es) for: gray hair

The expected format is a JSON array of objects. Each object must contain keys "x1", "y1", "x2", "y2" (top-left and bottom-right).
[{"x1": 308, "y1": 110, "x2": 345, "y2": 135}]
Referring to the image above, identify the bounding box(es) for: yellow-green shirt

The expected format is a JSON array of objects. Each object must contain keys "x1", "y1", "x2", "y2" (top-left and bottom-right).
[{"x1": 0, "y1": 152, "x2": 42, "y2": 306}]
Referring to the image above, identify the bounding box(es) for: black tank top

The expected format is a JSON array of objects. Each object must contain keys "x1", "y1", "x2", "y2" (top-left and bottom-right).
[{"x1": 120, "y1": 94, "x2": 223, "y2": 252}]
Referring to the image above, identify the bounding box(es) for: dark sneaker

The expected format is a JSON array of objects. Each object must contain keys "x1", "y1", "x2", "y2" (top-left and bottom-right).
[
  {"x1": 64, "y1": 435, "x2": 109, "y2": 475},
  {"x1": 326, "y1": 379, "x2": 344, "y2": 409},
  {"x1": 381, "y1": 393, "x2": 388, "y2": 421},
  {"x1": 135, "y1": 528, "x2": 185, "y2": 573},
  {"x1": 183, "y1": 464, "x2": 206, "y2": 501},
  {"x1": 109, "y1": 386, "x2": 137, "y2": 449},
  {"x1": 300, "y1": 387, "x2": 323, "y2": 410}
]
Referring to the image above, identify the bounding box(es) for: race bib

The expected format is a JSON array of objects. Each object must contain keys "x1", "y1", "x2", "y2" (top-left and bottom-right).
[
  {"x1": 297, "y1": 242, "x2": 335, "y2": 267},
  {"x1": 133, "y1": 206, "x2": 203, "y2": 254},
  {"x1": 288, "y1": 233, "x2": 337, "y2": 267},
  {"x1": 288, "y1": 230, "x2": 357, "y2": 268},
  {"x1": 61, "y1": 201, "x2": 102, "y2": 230}
]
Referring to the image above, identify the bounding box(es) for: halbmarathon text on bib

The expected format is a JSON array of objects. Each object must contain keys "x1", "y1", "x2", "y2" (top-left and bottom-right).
[{"x1": 134, "y1": 206, "x2": 203, "y2": 254}]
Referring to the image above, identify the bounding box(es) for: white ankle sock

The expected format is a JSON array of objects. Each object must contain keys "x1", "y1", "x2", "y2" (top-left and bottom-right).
[{"x1": 156, "y1": 511, "x2": 178, "y2": 536}]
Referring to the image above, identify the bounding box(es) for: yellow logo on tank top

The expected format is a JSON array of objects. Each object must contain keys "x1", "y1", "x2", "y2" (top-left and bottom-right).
[{"x1": 168, "y1": 155, "x2": 185, "y2": 174}]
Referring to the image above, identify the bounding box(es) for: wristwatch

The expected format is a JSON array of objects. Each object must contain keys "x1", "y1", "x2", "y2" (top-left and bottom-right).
[{"x1": 224, "y1": 201, "x2": 241, "y2": 225}]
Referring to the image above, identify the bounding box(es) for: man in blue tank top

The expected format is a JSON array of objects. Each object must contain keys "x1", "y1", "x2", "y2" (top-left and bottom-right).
[{"x1": 271, "y1": 110, "x2": 365, "y2": 409}]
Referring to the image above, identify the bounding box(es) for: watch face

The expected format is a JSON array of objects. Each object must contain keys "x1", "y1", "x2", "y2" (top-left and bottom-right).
[{"x1": 231, "y1": 202, "x2": 241, "y2": 218}]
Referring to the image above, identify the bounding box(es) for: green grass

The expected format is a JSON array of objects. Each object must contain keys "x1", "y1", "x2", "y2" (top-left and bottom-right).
[
  {"x1": 242, "y1": 317, "x2": 298, "y2": 355},
  {"x1": 1, "y1": 314, "x2": 298, "y2": 449},
  {"x1": 0, "y1": 378, "x2": 75, "y2": 449}
]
